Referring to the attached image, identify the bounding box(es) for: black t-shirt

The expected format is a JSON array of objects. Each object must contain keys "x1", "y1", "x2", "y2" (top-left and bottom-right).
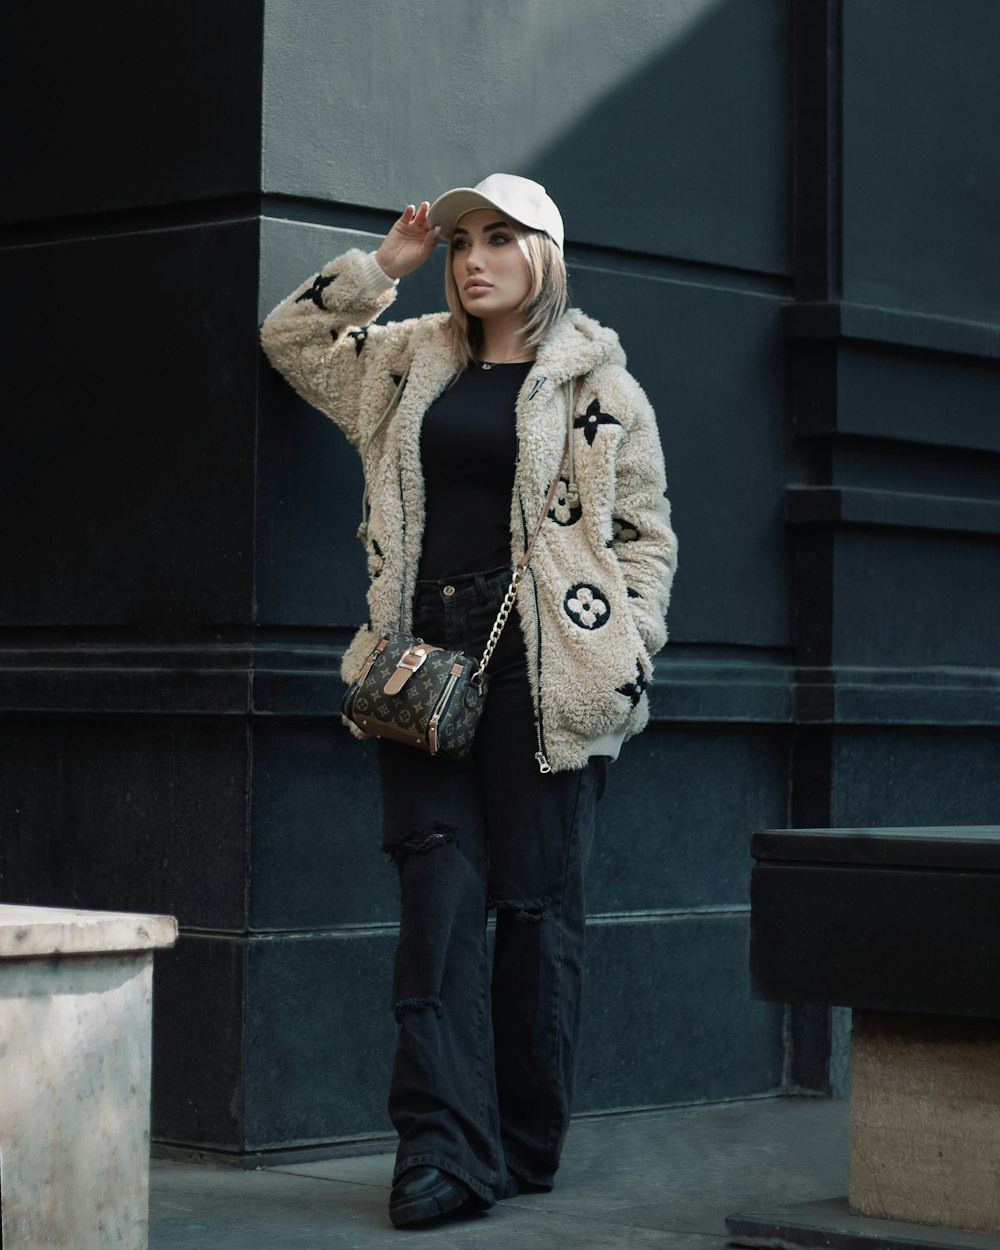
[{"x1": 417, "y1": 362, "x2": 532, "y2": 581}]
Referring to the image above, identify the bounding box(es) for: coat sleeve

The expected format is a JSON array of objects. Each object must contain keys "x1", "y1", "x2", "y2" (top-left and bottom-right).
[
  {"x1": 611, "y1": 382, "x2": 678, "y2": 658},
  {"x1": 259, "y1": 248, "x2": 408, "y2": 448}
]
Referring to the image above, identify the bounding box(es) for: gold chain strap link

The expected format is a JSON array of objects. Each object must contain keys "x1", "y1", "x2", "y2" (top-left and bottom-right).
[{"x1": 475, "y1": 567, "x2": 523, "y2": 683}]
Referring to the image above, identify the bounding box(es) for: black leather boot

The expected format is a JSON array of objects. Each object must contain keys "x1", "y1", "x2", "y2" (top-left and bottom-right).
[{"x1": 389, "y1": 1165, "x2": 470, "y2": 1227}]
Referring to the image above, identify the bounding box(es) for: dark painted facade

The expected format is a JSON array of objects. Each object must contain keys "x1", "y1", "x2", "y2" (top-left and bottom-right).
[{"x1": 1, "y1": 0, "x2": 998, "y2": 1159}]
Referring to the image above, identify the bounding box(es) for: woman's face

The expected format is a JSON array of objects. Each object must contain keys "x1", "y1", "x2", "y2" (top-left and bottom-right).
[{"x1": 451, "y1": 209, "x2": 532, "y2": 321}]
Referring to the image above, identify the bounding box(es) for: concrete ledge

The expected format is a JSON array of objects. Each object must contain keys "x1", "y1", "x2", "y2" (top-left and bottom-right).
[
  {"x1": 750, "y1": 828, "x2": 1000, "y2": 1018},
  {"x1": 0, "y1": 903, "x2": 177, "y2": 958},
  {"x1": 727, "y1": 1197, "x2": 1000, "y2": 1250}
]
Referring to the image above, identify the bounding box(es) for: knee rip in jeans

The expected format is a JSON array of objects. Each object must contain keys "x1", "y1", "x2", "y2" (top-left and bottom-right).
[
  {"x1": 386, "y1": 821, "x2": 459, "y2": 864},
  {"x1": 392, "y1": 996, "x2": 443, "y2": 1022},
  {"x1": 489, "y1": 897, "x2": 551, "y2": 923}
]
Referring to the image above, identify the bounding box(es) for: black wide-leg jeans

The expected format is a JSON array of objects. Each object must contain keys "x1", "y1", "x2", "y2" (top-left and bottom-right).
[{"x1": 377, "y1": 566, "x2": 607, "y2": 1207}]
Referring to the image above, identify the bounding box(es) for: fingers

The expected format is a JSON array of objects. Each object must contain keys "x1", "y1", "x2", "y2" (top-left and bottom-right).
[{"x1": 398, "y1": 202, "x2": 432, "y2": 230}]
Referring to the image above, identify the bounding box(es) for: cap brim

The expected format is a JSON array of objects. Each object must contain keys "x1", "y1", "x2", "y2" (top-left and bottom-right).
[{"x1": 427, "y1": 188, "x2": 509, "y2": 237}]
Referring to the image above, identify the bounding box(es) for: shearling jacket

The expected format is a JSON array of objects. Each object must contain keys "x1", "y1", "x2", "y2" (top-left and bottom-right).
[{"x1": 260, "y1": 249, "x2": 678, "y2": 772}]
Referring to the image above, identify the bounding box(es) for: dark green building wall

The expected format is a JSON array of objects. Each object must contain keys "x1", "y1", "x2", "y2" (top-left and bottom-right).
[{"x1": 1, "y1": 0, "x2": 998, "y2": 1159}]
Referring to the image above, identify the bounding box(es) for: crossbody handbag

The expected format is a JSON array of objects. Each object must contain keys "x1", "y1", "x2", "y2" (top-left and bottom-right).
[{"x1": 341, "y1": 370, "x2": 579, "y2": 761}]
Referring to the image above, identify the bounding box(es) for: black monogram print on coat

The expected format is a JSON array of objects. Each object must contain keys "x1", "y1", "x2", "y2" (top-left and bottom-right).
[
  {"x1": 368, "y1": 537, "x2": 384, "y2": 580},
  {"x1": 564, "y1": 584, "x2": 610, "y2": 630},
  {"x1": 575, "y1": 399, "x2": 621, "y2": 446},
  {"x1": 616, "y1": 660, "x2": 647, "y2": 708},
  {"x1": 295, "y1": 271, "x2": 338, "y2": 308},
  {"x1": 612, "y1": 517, "x2": 640, "y2": 543},
  {"x1": 348, "y1": 325, "x2": 370, "y2": 356},
  {"x1": 548, "y1": 478, "x2": 583, "y2": 527}
]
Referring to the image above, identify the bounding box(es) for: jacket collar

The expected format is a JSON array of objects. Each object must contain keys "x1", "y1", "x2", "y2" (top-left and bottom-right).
[
  {"x1": 532, "y1": 308, "x2": 626, "y2": 385},
  {"x1": 511, "y1": 311, "x2": 626, "y2": 505}
]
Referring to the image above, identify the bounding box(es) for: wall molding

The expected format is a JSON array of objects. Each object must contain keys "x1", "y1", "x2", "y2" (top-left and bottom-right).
[
  {"x1": 795, "y1": 665, "x2": 1000, "y2": 727},
  {"x1": 784, "y1": 300, "x2": 1000, "y2": 362},
  {"x1": 787, "y1": 485, "x2": 1000, "y2": 537},
  {"x1": 2, "y1": 643, "x2": 997, "y2": 729}
]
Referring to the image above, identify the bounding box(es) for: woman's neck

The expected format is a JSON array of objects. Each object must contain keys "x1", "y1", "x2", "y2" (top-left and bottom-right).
[{"x1": 477, "y1": 315, "x2": 534, "y2": 366}]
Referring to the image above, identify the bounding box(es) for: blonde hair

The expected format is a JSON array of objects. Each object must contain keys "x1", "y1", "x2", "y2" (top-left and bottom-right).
[{"x1": 444, "y1": 225, "x2": 568, "y2": 371}]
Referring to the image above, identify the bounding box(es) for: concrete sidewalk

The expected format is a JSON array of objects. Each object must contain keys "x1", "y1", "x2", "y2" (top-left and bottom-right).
[{"x1": 149, "y1": 1096, "x2": 848, "y2": 1249}]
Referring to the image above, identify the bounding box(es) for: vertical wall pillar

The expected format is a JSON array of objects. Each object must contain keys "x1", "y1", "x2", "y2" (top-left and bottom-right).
[
  {"x1": 784, "y1": 0, "x2": 1000, "y2": 1088},
  {"x1": 785, "y1": 0, "x2": 844, "y2": 1092},
  {"x1": 0, "y1": 3, "x2": 269, "y2": 1157}
]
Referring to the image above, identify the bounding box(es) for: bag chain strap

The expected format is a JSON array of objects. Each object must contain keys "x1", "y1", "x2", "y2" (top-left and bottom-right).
[{"x1": 475, "y1": 568, "x2": 524, "y2": 684}]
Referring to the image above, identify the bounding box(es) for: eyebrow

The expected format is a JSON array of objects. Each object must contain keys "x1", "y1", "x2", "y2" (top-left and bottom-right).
[{"x1": 453, "y1": 220, "x2": 510, "y2": 235}]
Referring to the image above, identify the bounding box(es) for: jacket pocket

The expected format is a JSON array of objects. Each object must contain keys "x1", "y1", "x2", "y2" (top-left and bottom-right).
[{"x1": 537, "y1": 565, "x2": 652, "y2": 742}]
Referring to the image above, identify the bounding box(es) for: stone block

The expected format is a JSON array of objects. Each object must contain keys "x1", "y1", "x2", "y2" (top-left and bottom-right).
[
  {"x1": 849, "y1": 1011, "x2": 1000, "y2": 1234},
  {"x1": 0, "y1": 904, "x2": 176, "y2": 1250}
]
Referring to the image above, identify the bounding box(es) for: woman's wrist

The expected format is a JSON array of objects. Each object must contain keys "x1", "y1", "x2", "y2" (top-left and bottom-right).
[
  {"x1": 360, "y1": 251, "x2": 400, "y2": 291},
  {"x1": 374, "y1": 248, "x2": 405, "y2": 282}
]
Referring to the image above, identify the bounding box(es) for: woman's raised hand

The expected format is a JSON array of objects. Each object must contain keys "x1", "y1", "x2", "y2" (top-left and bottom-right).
[{"x1": 375, "y1": 202, "x2": 440, "y2": 281}]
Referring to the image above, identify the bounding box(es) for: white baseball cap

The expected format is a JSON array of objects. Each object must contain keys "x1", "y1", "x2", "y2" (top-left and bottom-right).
[{"x1": 428, "y1": 173, "x2": 565, "y2": 255}]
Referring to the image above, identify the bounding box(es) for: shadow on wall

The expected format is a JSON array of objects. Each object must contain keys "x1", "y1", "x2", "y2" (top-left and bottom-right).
[{"x1": 523, "y1": 0, "x2": 791, "y2": 276}]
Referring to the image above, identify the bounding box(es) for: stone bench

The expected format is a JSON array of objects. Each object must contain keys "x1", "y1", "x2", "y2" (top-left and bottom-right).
[
  {"x1": 727, "y1": 826, "x2": 1000, "y2": 1249},
  {"x1": 0, "y1": 904, "x2": 177, "y2": 1250}
]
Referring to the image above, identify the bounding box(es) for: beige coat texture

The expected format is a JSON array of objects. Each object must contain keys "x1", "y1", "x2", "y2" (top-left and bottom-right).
[{"x1": 260, "y1": 248, "x2": 678, "y2": 771}]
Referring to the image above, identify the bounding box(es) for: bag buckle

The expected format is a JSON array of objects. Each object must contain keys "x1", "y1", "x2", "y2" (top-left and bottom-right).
[{"x1": 383, "y1": 646, "x2": 429, "y2": 696}]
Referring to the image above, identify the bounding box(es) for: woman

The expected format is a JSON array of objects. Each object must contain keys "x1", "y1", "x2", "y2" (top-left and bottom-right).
[{"x1": 261, "y1": 174, "x2": 677, "y2": 1228}]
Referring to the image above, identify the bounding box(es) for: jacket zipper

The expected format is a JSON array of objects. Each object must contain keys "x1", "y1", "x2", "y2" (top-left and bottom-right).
[
  {"x1": 518, "y1": 492, "x2": 551, "y2": 774},
  {"x1": 528, "y1": 570, "x2": 551, "y2": 774}
]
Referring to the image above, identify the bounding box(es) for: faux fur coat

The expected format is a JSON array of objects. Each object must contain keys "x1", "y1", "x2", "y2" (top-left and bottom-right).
[{"x1": 260, "y1": 249, "x2": 678, "y2": 772}]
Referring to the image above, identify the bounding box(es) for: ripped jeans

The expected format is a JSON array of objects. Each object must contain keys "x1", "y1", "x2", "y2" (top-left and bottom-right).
[{"x1": 377, "y1": 565, "x2": 607, "y2": 1207}]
